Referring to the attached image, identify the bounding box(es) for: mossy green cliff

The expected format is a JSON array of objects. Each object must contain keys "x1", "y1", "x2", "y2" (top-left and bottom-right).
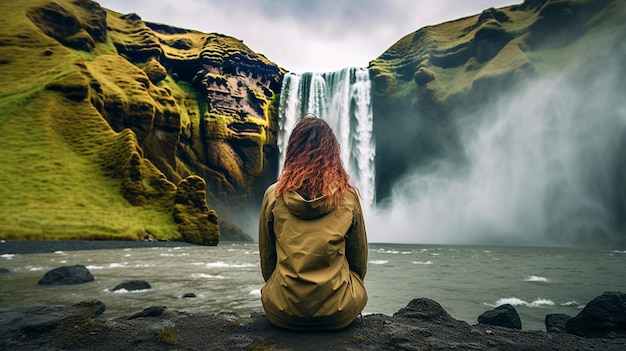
[{"x1": 0, "y1": 0, "x2": 281, "y2": 242}]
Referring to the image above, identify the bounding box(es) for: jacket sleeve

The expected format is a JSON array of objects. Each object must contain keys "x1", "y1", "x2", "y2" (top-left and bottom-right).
[
  {"x1": 258, "y1": 184, "x2": 277, "y2": 282},
  {"x1": 345, "y1": 190, "x2": 368, "y2": 279}
]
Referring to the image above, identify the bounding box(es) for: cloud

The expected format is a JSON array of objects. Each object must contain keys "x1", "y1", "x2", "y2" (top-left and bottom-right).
[{"x1": 97, "y1": 0, "x2": 518, "y2": 72}]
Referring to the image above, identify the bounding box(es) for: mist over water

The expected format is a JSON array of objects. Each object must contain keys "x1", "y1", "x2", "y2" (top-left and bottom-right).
[
  {"x1": 368, "y1": 39, "x2": 626, "y2": 247},
  {"x1": 277, "y1": 37, "x2": 625, "y2": 247}
]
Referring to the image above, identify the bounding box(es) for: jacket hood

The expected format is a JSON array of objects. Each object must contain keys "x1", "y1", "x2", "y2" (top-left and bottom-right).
[{"x1": 283, "y1": 191, "x2": 332, "y2": 219}]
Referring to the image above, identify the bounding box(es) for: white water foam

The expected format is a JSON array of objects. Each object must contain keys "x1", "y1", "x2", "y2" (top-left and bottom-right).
[
  {"x1": 486, "y1": 297, "x2": 556, "y2": 308},
  {"x1": 369, "y1": 260, "x2": 388, "y2": 265},
  {"x1": 412, "y1": 261, "x2": 433, "y2": 265},
  {"x1": 191, "y1": 273, "x2": 225, "y2": 279},
  {"x1": 525, "y1": 275, "x2": 549, "y2": 282},
  {"x1": 205, "y1": 261, "x2": 256, "y2": 268}
]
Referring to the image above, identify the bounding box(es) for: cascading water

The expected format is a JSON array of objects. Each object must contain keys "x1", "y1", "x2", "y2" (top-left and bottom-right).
[{"x1": 277, "y1": 67, "x2": 375, "y2": 205}]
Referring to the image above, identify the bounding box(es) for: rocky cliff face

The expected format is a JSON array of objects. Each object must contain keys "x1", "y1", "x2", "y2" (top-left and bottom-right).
[{"x1": 103, "y1": 7, "x2": 284, "y2": 216}]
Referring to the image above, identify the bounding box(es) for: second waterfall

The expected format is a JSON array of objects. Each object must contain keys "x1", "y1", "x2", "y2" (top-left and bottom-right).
[{"x1": 277, "y1": 67, "x2": 375, "y2": 205}]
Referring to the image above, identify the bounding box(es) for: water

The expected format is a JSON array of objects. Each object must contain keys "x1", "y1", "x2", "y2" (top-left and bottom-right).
[
  {"x1": 2, "y1": 243, "x2": 625, "y2": 331},
  {"x1": 278, "y1": 67, "x2": 375, "y2": 205}
]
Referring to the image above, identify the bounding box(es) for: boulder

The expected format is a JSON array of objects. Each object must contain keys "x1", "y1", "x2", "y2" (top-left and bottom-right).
[
  {"x1": 0, "y1": 268, "x2": 9, "y2": 274},
  {"x1": 38, "y1": 265, "x2": 94, "y2": 285},
  {"x1": 112, "y1": 280, "x2": 152, "y2": 292},
  {"x1": 566, "y1": 291, "x2": 626, "y2": 338},
  {"x1": 478, "y1": 304, "x2": 522, "y2": 330},
  {"x1": 128, "y1": 306, "x2": 167, "y2": 320},
  {"x1": 182, "y1": 293, "x2": 197, "y2": 298},
  {"x1": 393, "y1": 298, "x2": 458, "y2": 323},
  {"x1": 545, "y1": 313, "x2": 572, "y2": 333}
]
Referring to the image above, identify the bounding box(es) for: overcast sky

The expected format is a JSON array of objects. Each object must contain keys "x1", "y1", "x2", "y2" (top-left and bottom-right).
[{"x1": 97, "y1": 0, "x2": 519, "y2": 73}]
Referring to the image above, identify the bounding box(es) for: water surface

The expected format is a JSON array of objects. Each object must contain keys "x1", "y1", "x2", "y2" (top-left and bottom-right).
[{"x1": 1, "y1": 243, "x2": 624, "y2": 331}]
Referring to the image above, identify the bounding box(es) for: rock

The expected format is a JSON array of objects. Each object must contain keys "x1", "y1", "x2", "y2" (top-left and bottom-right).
[
  {"x1": 545, "y1": 313, "x2": 572, "y2": 333},
  {"x1": 393, "y1": 298, "x2": 458, "y2": 323},
  {"x1": 173, "y1": 176, "x2": 220, "y2": 245},
  {"x1": 38, "y1": 265, "x2": 94, "y2": 285},
  {"x1": 0, "y1": 300, "x2": 104, "y2": 341},
  {"x1": 182, "y1": 293, "x2": 197, "y2": 298},
  {"x1": 0, "y1": 268, "x2": 9, "y2": 274},
  {"x1": 128, "y1": 306, "x2": 167, "y2": 319},
  {"x1": 566, "y1": 291, "x2": 626, "y2": 338},
  {"x1": 478, "y1": 304, "x2": 522, "y2": 330},
  {"x1": 112, "y1": 280, "x2": 151, "y2": 292},
  {"x1": 219, "y1": 221, "x2": 254, "y2": 242}
]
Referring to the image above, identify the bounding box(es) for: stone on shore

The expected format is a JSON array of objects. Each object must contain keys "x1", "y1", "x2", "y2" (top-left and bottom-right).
[
  {"x1": 478, "y1": 304, "x2": 522, "y2": 330},
  {"x1": 566, "y1": 291, "x2": 626, "y2": 338},
  {"x1": 112, "y1": 280, "x2": 152, "y2": 292},
  {"x1": 38, "y1": 265, "x2": 95, "y2": 285}
]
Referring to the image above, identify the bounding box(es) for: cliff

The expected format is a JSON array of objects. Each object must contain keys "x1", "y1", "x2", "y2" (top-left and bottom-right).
[
  {"x1": 0, "y1": 0, "x2": 281, "y2": 242},
  {"x1": 2, "y1": 0, "x2": 624, "y2": 243},
  {"x1": 370, "y1": 0, "x2": 626, "y2": 205}
]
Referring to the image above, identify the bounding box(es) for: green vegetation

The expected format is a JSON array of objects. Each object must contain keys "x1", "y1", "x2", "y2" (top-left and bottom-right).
[
  {"x1": 0, "y1": 0, "x2": 180, "y2": 241},
  {"x1": 155, "y1": 325, "x2": 177, "y2": 345}
]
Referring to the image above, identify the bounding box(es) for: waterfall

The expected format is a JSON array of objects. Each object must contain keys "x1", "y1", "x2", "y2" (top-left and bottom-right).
[{"x1": 277, "y1": 67, "x2": 375, "y2": 205}]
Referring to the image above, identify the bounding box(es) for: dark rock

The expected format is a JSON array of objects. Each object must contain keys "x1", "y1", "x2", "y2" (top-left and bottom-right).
[
  {"x1": 219, "y1": 221, "x2": 254, "y2": 242},
  {"x1": 478, "y1": 304, "x2": 522, "y2": 330},
  {"x1": 128, "y1": 306, "x2": 167, "y2": 319},
  {"x1": 393, "y1": 298, "x2": 457, "y2": 323},
  {"x1": 546, "y1": 313, "x2": 572, "y2": 333},
  {"x1": 112, "y1": 280, "x2": 151, "y2": 292},
  {"x1": 0, "y1": 300, "x2": 104, "y2": 339},
  {"x1": 38, "y1": 265, "x2": 94, "y2": 285},
  {"x1": 0, "y1": 268, "x2": 9, "y2": 274},
  {"x1": 566, "y1": 291, "x2": 626, "y2": 338},
  {"x1": 182, "y1": 293, "x2": 197, "y2": 298}
]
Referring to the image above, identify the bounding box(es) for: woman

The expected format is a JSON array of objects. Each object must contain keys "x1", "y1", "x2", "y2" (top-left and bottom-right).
[{"x1": 258, "y1": 114, "x2": 368, "y2": 330}]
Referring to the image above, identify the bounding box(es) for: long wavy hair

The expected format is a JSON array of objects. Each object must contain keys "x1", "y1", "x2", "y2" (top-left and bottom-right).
[{"x1": 276, "y1": 114, "x2": 353, "y2": 211}]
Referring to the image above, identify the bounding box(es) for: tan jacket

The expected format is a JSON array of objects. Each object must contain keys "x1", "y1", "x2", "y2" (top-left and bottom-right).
[{"x1": 258, "y1": 183, "x2": 368, "y2": 330}]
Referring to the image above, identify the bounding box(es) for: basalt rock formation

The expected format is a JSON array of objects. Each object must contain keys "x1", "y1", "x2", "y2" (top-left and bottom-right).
[{"x1": 0, "y1": 0, "x2": 282, "y2": 242}]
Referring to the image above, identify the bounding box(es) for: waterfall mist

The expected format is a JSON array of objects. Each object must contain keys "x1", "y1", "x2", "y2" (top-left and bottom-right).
[
  {"x1": 368, "y1": 37, "x2": 626, "y2": 247},
  {"x1": 274, "y1": 34, "x2": 625, "y2": 248}
]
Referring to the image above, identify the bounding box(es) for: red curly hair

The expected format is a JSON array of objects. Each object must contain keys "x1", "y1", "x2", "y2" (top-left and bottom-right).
[{"x1": 276, "y1": 114, "x2": 353, "y2": 211}]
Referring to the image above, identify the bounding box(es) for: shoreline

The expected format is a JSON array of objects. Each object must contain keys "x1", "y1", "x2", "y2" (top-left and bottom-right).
[
  {"x1": 0, "y1": 239, "x2": 197, "y2": 255},
  {"x1": 2, "y1": 298, "x2": 625, "y2": 350}
]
